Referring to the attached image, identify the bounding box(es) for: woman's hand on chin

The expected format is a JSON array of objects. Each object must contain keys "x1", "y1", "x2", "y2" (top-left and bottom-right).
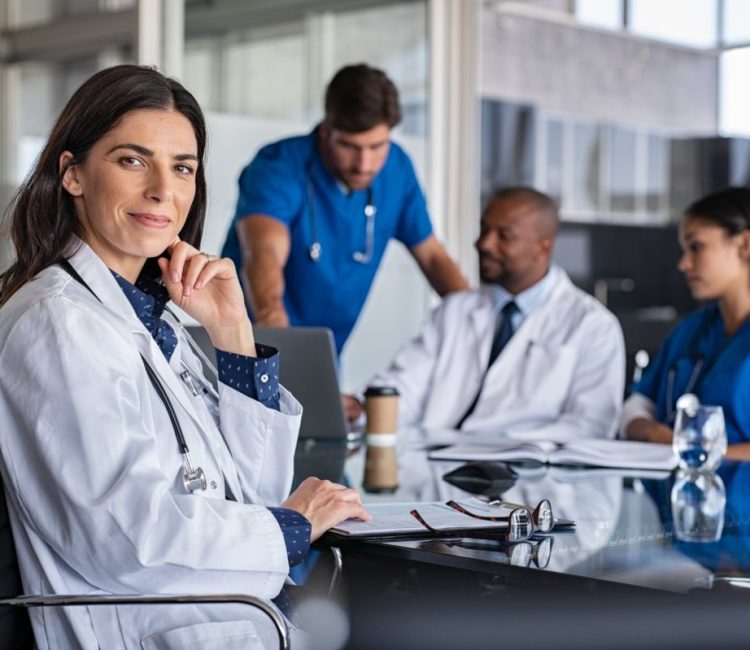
[{"x1": 158, "y1": 238, "x2": 256, "y2": 356}]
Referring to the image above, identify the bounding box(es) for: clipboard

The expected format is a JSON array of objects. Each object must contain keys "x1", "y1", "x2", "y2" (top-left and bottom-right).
[{"x1": 328, "y1": 500, "x2": 535, "y2": 542}]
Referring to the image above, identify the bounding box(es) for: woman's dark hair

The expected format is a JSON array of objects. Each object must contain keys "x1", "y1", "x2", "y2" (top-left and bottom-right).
[
  {"x1": 0, "y1": 64, "x2": 207, "y2": 305},
  {"x1": 324, "y1": 63, "x2": 401, "y2": 132},
  {"x1": 685, "y1": 187, "x2": 750, "y2": 236}
]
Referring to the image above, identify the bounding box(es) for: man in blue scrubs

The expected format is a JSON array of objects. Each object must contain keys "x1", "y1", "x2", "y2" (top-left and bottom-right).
[{"x1": 221, "y1": 64, "x2": 467, "y2": 356}]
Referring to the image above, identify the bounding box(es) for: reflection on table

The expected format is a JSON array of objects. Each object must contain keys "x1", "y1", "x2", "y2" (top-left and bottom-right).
[
  {"x1": 295, "y1": 427, "x2": 750, "y2": 595},
  {"x1": 643, "y1": 463, "x2": 750, "y2": 585},
  {"x1": 295, "y1": 429, "x2": 750, "y2": 648}
]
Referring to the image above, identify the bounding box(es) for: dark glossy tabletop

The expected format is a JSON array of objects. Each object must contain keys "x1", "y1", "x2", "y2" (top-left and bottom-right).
[{"x1": 295, "y1": 429, "x2": 750, "y2": 596}]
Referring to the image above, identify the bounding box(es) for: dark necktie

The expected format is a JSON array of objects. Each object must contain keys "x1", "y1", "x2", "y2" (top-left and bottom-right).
[
  {"x1": 487, "y1": 300, "x2": 519, "y2": 368},
  {"x1": 455, "y1": 300, "x2": 519, "y2": 429}
]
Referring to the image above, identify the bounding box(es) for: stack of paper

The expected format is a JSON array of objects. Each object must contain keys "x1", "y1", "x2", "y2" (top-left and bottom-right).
[{"x1": 429, "y1": 438, "x2": 677, "y2": 471}]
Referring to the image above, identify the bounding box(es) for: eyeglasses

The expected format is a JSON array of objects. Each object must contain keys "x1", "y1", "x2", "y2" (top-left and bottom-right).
[
  {"x1": 510, "y1": 535, "x2": 554, "y2": 568},
  {"x1": 487, "y1": 498, "x2": 554, "y2": 533},
  {"x1": 442, "y1": 535, "x2": 554, "y2": 569},
  {"x1": 410, "y1": 500, "x2": 535, "y2": 542}
]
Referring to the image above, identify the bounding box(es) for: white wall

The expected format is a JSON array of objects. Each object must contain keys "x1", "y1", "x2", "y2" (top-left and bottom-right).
[{"x1": 202, "y1": 112, "x2": 309, "y2": 255}]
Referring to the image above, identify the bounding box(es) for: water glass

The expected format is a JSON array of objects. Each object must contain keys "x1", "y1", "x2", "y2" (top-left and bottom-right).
[
  {"x1": 672, "y1": 403, "x2": 727, "y2": 471},
  {"x1": 671, "y1": 470, "x2": 726, "y2": 543}
]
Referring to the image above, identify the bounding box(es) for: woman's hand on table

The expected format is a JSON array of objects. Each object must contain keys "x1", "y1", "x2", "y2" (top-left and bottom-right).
[{"x1": 282, "y1": 477, "x2": 371, "y2": 542}]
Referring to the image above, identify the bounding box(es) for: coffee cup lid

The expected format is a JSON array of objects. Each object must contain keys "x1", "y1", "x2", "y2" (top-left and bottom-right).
[{"x1": 364, "y1": 385, "x2": 400, "y2": 397}]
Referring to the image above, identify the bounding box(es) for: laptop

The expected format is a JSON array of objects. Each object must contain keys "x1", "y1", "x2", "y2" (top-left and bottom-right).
[{"x1": 253, "y1": 326, "x2": 350, "y2": 440}]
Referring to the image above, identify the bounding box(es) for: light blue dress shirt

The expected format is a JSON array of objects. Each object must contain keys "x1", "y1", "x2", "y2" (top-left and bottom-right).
[{"x1": 485, "y1": 264, "x2": 560, "y2": 333}]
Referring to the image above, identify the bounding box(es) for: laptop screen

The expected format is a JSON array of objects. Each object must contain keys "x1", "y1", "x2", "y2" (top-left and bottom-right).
[{"x1": 253, "y1": 326, "x2": 350, "y2": 440}]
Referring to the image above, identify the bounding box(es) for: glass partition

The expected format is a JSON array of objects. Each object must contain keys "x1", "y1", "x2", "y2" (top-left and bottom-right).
[
  {"x1": 609, "y1": 126, "x2": 637, "y2": 214},
  {"x1": 571, "y1": 123, "x2": 601, "y2": 216}
]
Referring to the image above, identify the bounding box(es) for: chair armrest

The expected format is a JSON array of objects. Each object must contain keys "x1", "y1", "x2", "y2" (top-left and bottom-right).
[{"x1": 0, "y1": 593, "x2": 289, "y2": 650}]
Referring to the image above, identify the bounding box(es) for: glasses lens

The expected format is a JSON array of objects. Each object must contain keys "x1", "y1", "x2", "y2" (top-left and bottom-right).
[
  {"x1": 507, "y1": 508, "x2": 534, "y2": 542},
  {"x1": 510, "y1": 542, "x2": 532, "y2": 566},
  {"x1": 535, "y1": 499, "x2": 554, "y2": 533},
  {"x1": 535, "y1": 536, "x2": 553, "y2": 568}
]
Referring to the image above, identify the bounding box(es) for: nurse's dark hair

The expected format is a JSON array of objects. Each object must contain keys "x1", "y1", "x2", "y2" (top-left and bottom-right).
[
  {"x1": 324, "y1": 63, "x2": 402, "y2": 132},
  {"x1": 0, "y1": 64, "x2": 207, "y2": 305},
  {"x1": 685, "y1": 187, "x2": 750, "y2": 236}
]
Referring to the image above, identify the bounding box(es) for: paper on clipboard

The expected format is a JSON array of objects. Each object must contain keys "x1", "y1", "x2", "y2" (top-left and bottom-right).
[{"x1": 330, "y1": 499, "x2": 522, "y2": 538}]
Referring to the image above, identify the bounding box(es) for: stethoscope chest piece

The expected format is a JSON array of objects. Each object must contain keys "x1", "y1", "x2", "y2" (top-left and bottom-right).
[
  {"x1": 182, "y1": 453, "x2": 207, "y2": 493},
  {"x1": 676, "y1": 392, "x2": 700, "y2": 417}
]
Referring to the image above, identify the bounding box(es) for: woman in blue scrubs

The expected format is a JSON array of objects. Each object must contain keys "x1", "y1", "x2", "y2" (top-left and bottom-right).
[{"x1": 623, "y1": 187, "x2": 750, "y2": 459}]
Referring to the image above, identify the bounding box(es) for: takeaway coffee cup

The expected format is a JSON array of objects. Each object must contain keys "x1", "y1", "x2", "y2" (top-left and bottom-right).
[{"x1": 364, "y1": 385, "x2": 400, "y2": 435}]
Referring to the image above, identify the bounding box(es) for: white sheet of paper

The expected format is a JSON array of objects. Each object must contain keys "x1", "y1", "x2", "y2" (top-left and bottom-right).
[{"x1": 331, "y1": 500, "x2": 517, "y2": 537}]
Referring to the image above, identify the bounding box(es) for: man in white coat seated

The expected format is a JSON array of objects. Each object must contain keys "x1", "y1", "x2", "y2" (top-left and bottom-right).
[{"x1": 347, "y1": 187, "x2": 625, "y2": 439}]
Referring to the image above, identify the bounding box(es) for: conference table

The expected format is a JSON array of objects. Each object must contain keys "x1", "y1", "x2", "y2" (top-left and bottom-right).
[{"x1": 294, "y1": 429, "x2": 750, "y2": 648}]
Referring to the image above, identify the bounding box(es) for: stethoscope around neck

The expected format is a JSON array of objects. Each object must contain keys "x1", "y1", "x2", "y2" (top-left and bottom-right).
[
  {"x1": 306, "y1": 163, "x2": 376, "y2": 264},
  {"x1": 60, "y1": 259, "x2": 212, "y2": 494},
  {"x1": 664, "y1": 308, "x2": 730, "y2": 422},
  {"x1": 666, "y1": 356, "x2": 704, "y2": 423}
]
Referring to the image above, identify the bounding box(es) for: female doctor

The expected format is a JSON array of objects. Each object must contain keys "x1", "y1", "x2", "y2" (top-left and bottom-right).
[
  {"x1": 0, "y1": 65, "x2": 368, "y2": 649},
  {"x1": 623, "y1": 187, "x2": 750, "y2": 460}
]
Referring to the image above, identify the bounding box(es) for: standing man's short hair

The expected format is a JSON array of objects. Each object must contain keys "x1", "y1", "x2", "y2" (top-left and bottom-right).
[{"x1": 324, "y1": 64, "x2": 402, "y2": 133}]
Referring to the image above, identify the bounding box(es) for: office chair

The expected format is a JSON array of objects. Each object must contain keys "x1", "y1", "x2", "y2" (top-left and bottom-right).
[
  {"x1": 632, "y1": 349, "x2": 650, "y2": 383},
  {"x1": 0, "y1": 481, "x2": 289, "y2": 650},
  {"x1": 618, "y1": 310, "x2": 677, "y2": 388},
  {"x1": 0, "y1": 488, "x2": 33, "y2": 647}
]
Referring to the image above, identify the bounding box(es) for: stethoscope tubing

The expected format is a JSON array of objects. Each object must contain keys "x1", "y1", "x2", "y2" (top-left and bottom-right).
[
  {"x1": 666, "y1": 357, "x2": 704, "y2": 422},
  {"x1": 141, "y1": 352, "x2": 189, "y2": 454},
  {"x1": 306, "y1": 160, "x2": 376, "y2": 264},
  {"x1": 664, "y1": 308, "x2": 735, "y2": 422},
  {"x1": 59, "y1": 259, "x2": 208, "y2": 493}
]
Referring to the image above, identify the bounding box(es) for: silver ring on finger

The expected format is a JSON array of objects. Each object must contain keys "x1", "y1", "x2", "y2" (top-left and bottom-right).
[{"x1": 201, "y1": 251, "x2": 216, "y2": 263}]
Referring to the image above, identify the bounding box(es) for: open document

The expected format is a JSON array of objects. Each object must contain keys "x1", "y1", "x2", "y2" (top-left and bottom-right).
[
  {"x1": 330, "y1": 500, "x2": 527, "y2": 538},
  {"x1": 429, "y1": 438, "x2": 678, "y2": 471}
]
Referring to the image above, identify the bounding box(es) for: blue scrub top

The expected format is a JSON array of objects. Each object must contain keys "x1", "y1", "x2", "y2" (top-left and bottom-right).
[
  {"x1": 221, "y1": 128, "x2": 433, "y2": 354},
  {"x1": 631, "y1": 303, "x2": 750, "y2": 444}
]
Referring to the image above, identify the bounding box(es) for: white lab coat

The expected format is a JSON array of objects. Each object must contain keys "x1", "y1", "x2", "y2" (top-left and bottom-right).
[
  {"x1": 0, "y1": 241, "x2": 303, "y2": 649},
  {"x1": 371, "y1": 267, "x2": 625, "y2": 440}
]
